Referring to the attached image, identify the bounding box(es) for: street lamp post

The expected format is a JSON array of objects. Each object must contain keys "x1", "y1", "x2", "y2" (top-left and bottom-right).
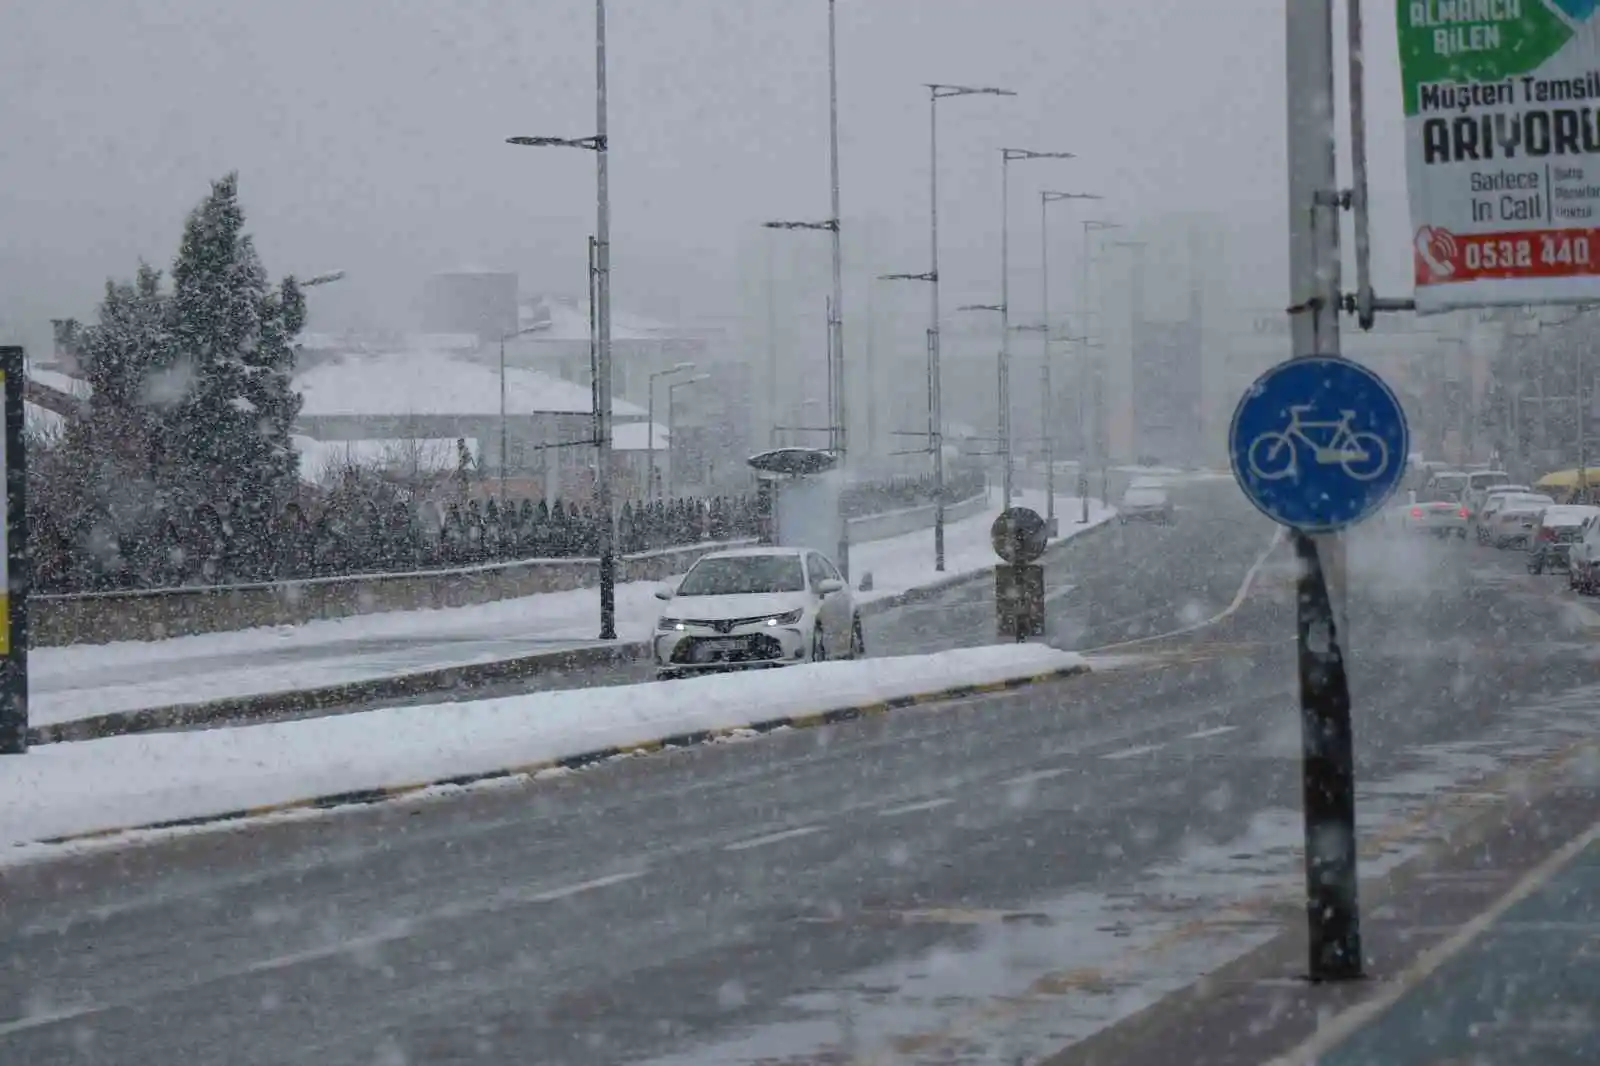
[
  {"x1": 999, "y1": 148, "x2": 1074, "y2": 506},
  {"x1": 507, "y1": 0, "x2": 618, "y2": 641},
  {"x1": 1107, "y1": 238, "x2": 1149, "y2": 499},
  {"x1": 958, "y1": 303, "x2": 1006, "y2": 500},
  {"x1": 666, "y1": 374, "x2": 710, "y2": 498},
  {"x1": 895, "y1": 82, "x2": 1017, "y2": 570},
  {"x1": 648, "y1": 362, "x2": 696, "y2": 500},
  {"x1": 1079, "y1": 219, "x2": 1121, "y2": 521},
  {"x1": 498, "y1": 325, "x2": 543, "y2": 505},
  {"x1": 1039, "y1": 191, "x2": 1101, "y2": 531},
  {"x1": 825, "y1": 0, "x2": 846, "y2": 464}
]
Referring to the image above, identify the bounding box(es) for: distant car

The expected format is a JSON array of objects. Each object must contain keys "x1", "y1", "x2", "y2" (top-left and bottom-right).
[
  {"x1": 1528, "y1": 505, "x2": 1600, "y2": 574},
  {"x1": 1118, "y1": 484, "x2": 1172, "y2": 524},
  {"x1": 1486, "y1": 494, "x2": 1557, "y2": 549},
  {"x1": 1471, "y1": 485, "x2": 1535, "y2": 541},
  {"x1": 1392, "y1": 499, "x2": 1469, "y2": 538},
  {"x1": 1569, "y1": 515, "x2": 1600, "y2": 592},
  {"x1": 1423, "y1": 470, "x2": 1472, "y2": 501},
  {"x1": 652, "y1": 546, "x2": 862, "y2": 680}
]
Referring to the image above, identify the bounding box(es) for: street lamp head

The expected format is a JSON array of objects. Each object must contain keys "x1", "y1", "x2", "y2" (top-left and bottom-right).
[
  {"x1": 879, "y1": 271, "x2": 936, "y2": 283},
  {"x1": 1003, "y1": 148, "x2": 1075, "y2": 162},
  {"x1": 507, "y1": 134, "x2": 604, "y2": 151},
  {"x1": 928, "y1": 83, "x2": 1017, "y2": 99},
  {"x1": 673, "y1": 361, "x2": 696, "y2": 372},
  {"x1": 300, "y1": 270, "x2": 346, "y2": 288},
  {"x1": 1041, "y1": 191, "x2": 1102, "y2": 203},
  {"x1": 1084, "y1": 219, "x2": 1122, "y2": 232},
  {"x1": 958, "y1": 303, "x2": 1005, "y2": 313}
]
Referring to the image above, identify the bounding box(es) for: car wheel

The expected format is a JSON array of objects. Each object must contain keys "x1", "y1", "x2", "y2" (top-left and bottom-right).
[
  {"x1": 847, "y1": 616, "x2": 865, "y2": 659},
  {"x1": 811, "y1": 626, "x2": 826, "y2": 664},
  {"x1": 655, "y1": 669, "x2": 680, "y2": 682}
]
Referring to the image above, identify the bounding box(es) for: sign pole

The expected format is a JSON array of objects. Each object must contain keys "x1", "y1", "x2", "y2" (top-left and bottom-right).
[
  {"x1": 0, "y1": 347, "x2": 28, "y2": 755},
  {"x1": 1286, "y1": 0, "x2": 1361, "y2": 980}
]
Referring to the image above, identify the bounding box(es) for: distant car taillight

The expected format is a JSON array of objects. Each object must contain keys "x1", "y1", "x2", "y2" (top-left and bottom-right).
[
  {"x1": 1459, "y1": 506, "x2": 1470, "y2": 519},
  {"x1": 1538, "y1": 526, "x2": 1556, "y2": 542},
  {"x1": 1410, "y1": 507, "x2": 1423, "y2": 518}
]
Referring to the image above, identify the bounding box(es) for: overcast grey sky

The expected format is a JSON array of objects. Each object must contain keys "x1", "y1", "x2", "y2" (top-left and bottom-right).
[{"x1": 0, "y1": 0, "x2": 1413, "y2": 347}]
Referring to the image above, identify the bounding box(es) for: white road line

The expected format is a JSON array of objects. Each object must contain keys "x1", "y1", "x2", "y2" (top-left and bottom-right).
[
  {"x1": 526, "y1": 869, "x2": 648, "y2": 902},
  {"x1": 1003, "y1": 767, "x2": 1074, "y2": 787},
  {"x1": 723, "y1": 825, "x2": 825, "y2": 852},
  {"x1": 1093, "y1": 526, "x2": 1285, "y2": 652},
  {"x1": 0, "y1": 868, "x2": 656, "y2": 1037},
  {"x1": 1044, "y1": 583, "x2": 1079, "y2": 604},
  {"x1": 1101, "y1": 743, "x2": 1164, "y2": 761},
  {"x1": 1185, "y1": 725, "x2": 1238, "y2": 741},
  {"x1": 1262, "y1": 821, "x2": 1600, "y2": 1066},
  {"x1": 877, "y1": 797, "x2": 955, "y2": 818}
]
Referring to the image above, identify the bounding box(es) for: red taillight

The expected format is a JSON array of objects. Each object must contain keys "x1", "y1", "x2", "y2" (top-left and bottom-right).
[
  {"x1": 1410, "y1": 507, "x2": 1423, "y2": 518},
  {"x1": 1539, "y1": 526, "x2": 1556, "y2": 542},
  {"x1": 1459, "y1": 507, "x2": 1470, "y2": 519}
]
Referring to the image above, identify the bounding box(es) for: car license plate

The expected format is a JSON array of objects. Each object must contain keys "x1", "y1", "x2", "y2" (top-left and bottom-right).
[{"x1": 699, "y1": 638, "x2": 742, "y2": 653}]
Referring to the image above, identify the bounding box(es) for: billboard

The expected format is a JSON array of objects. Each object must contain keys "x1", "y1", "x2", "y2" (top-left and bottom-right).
[{"x1": 1398, "y1": 2, "x2": 1600, "y2": 312}]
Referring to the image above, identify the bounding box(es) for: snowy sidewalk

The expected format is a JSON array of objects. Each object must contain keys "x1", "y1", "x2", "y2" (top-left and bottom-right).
[
  {"x1": 4, "y1": 646, "x2": 1093, "y2": 853},
  {"x1": 30, "y1": 489, "x2": 1114, "y2": 728}
]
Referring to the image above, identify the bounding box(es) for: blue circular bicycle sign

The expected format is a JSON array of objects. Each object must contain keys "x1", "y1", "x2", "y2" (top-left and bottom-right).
[{"x1": 1228, "y1": 355, "x2": 1409, "y2": 532}]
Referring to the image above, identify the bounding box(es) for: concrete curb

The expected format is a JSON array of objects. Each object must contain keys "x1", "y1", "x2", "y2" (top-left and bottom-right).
[
  {"x1": 32, "y1": 513, "x2": 1117, "y2": 746},
  {"x1": 37, "y1": 663, "x2": 1092, "y2": 848}
]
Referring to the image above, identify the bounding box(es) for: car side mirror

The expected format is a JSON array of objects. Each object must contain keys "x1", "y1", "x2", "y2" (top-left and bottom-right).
[
  {"x1": 654, "y1": 587, "x2": 675, "y2": 601},
  {"x1": 816, "y1": 578, "x2": 844, "y2": 595}
]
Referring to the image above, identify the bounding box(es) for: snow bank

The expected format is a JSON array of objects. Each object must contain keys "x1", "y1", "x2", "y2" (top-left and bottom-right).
[
  {"x1": 2, "y1": 645, "x2": 1089, "y2": 850},
  {"x1": 31, "y1": 489, "x2": 1116, "y2": 727}
]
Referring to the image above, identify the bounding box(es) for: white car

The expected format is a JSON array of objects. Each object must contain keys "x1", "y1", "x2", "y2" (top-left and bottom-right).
[
  {"x1": 1527, "y1": 505, "x2": 1600, "y2": 575},
  {"x1": 1119, "y1": 483, "x2": 1173, "y2": 524},
  {"x1": 1485, "y1": 494, "x2": 1557, "y2": 549},
  {"x1": 1391, "y1": 499, "x2": 1469, "y2": 538},
  {"x1": 652, "y1": 547, "x2": 862, "y2": 680},
  {"x1": 1569, "y1": 513, "x2": 1600, "y2": 592}
]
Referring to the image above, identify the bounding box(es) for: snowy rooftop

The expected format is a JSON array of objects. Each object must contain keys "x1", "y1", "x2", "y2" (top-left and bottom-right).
[
  {"x1": 518, "y1": 296, "x2": 675, "y2": 342},
  {"x1": 294, "y1": 350, "x2": 646, "y2": 419},
  {"x1": 27, "y1": 368, "x2": 91, "y2": 399},
  {"x1": 293, "y1": 434, "x2": 480, "y2": 486},
  {"x1": 612, "y1": 421, "x2": 669, "y2": 452}
]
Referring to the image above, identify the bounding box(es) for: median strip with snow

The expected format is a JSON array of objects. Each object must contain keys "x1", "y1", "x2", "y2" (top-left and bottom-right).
[{"x1": 1, "y1": 645, "x2": 1092, "y2": 853}]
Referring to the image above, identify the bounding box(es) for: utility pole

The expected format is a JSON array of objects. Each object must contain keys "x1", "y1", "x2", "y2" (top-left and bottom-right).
[
  {"x1": 1287, "y1": 0, "x2": 1360, "y2": 981},
  {"x1": 506, "y1": 0, "x2": 618, "y2": 641},
  {"x1": 880, "y1": 82, "x2": 1014, "y2": 571},
  {"x1": 826, "y1": 0, "x2": 846, "y2": 461},
  {"x1": 1040, "y1": 191, "x2": 1102, "y2": 534}
]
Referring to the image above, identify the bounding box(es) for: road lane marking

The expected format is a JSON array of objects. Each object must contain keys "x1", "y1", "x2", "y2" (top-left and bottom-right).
[
  {"x1": 1003, "y1": 767, "x2": 1074, "y2": 787},
  {"x1": 527, "y1": 869, "x2": 647, "y2": 902},
  {"x1": 1044, "y1": 583, "x2": 1079, "y2": 605},
  {"x1": 1092, "y1": 526, "x2": 1285, "y2": 652},
  {"x1": 1261, "y1": 820, "x2": 1600, "y2": 1066},
  {"x1": 877, "y1": 797, "x2": 955, "y2": 818},
  {"x1": 1102, "y1": 744, "x2": 1164, "y2": 761},
  {"x1": 1185, "y1": 725, "x2": 1238, "y2": 741},
  {"x1": 723, "y1": 826, "x2": 824, "y2": 852}
]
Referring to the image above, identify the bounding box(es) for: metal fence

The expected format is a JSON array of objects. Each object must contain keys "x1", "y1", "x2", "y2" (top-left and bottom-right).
[{"x1": 30, "y1": 467, "x2": 985, "y2": 595}]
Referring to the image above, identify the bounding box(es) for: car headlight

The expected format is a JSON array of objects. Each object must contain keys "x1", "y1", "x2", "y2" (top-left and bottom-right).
[
  {"x1": 764, "y1": 609, "x2": 803, "y2": 626},
  {"x1": 657, "y1": 617, "x2": 685, "y2": 631}
]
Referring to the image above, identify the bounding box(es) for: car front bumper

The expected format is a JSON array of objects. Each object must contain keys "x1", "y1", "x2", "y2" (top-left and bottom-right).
[{"x1": 654, "y1": 622, "x2": 809, "y2": 673}]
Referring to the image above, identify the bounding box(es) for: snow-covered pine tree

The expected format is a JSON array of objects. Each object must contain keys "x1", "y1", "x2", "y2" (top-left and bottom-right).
[
  {"x1": 167, "y1": 173, "x2": 304, "y2": 578},
  {"x1": 62, "y1": 263, "x2": 175, "y2": 584}
]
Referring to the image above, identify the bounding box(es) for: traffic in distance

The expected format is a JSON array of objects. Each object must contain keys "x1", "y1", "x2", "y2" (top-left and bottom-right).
[{"x1": 1387, "y1": 457, "x2": 1600, "y2": 590}]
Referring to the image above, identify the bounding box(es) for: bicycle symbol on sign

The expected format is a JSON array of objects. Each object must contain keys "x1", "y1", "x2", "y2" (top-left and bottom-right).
[{"x1": 1246, "y1": 405, "x2": 1389, "y2": 482}]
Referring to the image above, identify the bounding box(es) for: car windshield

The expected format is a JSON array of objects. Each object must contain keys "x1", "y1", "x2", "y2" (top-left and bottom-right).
[{"x1": 676, "y1": 555, "x2": 806, "y2": 595}]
